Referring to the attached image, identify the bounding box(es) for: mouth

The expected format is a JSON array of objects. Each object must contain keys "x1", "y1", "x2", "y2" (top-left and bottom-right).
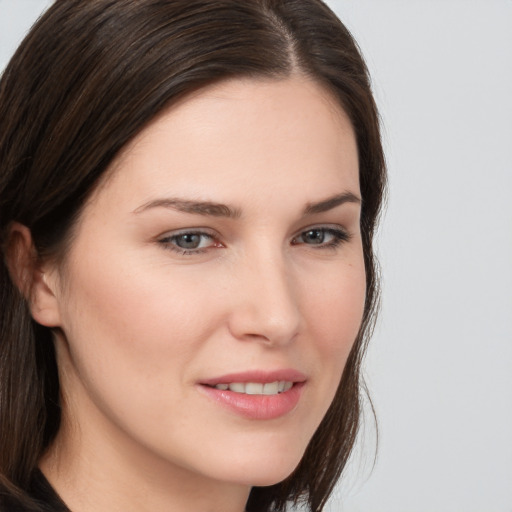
[{"x1": 198, "y1": 370, "x2": 306, "y2": 420}]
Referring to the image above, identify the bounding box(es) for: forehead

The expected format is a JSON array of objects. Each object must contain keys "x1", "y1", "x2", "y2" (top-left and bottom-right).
[{"x1": 88, "y1": 76, "x2": 359, "y2": 214}]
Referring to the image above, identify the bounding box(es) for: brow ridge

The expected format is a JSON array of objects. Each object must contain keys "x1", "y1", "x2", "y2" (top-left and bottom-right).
[
  {"x1": 133, "y1": 198, "x2": 241, "y2": 218},
  {"x1": 303, "y1": 192, "x2": 361, "y2": 215}
]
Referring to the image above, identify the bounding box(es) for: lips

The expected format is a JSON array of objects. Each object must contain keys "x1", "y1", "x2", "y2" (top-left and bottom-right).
[{"x1": 198, "y1": 369, "x2": 306, "y2": 420}]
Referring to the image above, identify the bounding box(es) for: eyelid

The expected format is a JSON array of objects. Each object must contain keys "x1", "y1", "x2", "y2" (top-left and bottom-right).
[
  {"x1": 158, "y1": 228, "x2": 222, "y2": 255},
  {"x1": 293, "y1": 223, "x2": 350, "y2": 237},
  {"x1": 291, "y1": 224, "x2": 351, "y2": 247},
  {"x1": 159, "y1": 227, "x2": 217, "y2": 238}
]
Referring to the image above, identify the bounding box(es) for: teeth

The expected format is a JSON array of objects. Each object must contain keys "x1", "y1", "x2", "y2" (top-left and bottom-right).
[
  {"x1": 262, "y1": 382, "x2": 279, "y2": 395},
  {"x1": 213, "y1": 381, "x2": 294, "y2": 395},
  {"x1": 229, "y1": 382, "x2": 245, "y2": 393},
  {"x1": 245, "y1": 383, "x2": 263, "y2": 395}
]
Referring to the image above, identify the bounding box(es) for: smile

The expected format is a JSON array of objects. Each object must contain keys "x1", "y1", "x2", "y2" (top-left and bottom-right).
[
  {"x1": 211, "y1": 381, "x2": 294, "y2": 395},
  {"x1": 199, "y1": 370, "x2": 306, "y2": 420}
]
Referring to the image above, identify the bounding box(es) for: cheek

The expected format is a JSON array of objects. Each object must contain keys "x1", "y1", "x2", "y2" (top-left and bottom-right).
[
  {"x1": 304, "y1": 259, "x2": 366, "y2": 348},
  {"x1": 299, "y1": 258, "x2": 366, "y2": 400},
  {"x1": 63, "y1": 248, "x2": 215, "y2": 348},
  {"x1": 56, "y1": 249, "x2": 221, "y2": 412},
  {"x1": 54, "y1": 255, "x2": 233, "y2": 475}
]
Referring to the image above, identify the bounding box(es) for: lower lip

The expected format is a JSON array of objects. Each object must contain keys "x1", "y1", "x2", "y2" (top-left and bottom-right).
[{"x1": 198, "y1": 383, "x2": 305, "y2": 420}]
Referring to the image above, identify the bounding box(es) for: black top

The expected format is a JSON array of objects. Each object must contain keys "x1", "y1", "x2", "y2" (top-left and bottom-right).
[{"x1": 0, "y1": 470, "x2": 69, "y2": 512}]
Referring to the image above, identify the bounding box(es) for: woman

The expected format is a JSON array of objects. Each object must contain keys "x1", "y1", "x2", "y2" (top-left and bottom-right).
[{"x1": 0, "y1": 1, "x2": 385, "y2": 511}]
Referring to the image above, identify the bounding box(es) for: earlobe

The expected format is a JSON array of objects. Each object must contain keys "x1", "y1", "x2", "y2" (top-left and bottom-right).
[{"x1": 5, "y1": 222, "x2": 62, "y2": 328}]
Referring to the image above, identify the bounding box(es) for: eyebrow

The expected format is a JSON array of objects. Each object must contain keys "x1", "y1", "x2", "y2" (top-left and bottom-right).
[
  {"x1": 133, "y1": 191, "x2": 360, "y2": 218},
  {"x1": 133, "y1": 198, "x2": 242, "y2": 218},
  {"x1": 303, "y1": 191, "x2": 361, "y2": 215}
]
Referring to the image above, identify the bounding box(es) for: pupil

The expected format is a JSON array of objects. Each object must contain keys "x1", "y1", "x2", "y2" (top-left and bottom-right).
[
  {"x1": 305, "y1": 230, "x2": 324, "y2": 244},
  {"x1": 177, "y1": 234, "x2": 201, "y2": 249}
]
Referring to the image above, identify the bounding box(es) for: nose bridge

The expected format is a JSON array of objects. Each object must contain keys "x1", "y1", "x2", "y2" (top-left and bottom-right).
[{"x1": 229, "y1": 243, "x2": 301, "y2": 345}]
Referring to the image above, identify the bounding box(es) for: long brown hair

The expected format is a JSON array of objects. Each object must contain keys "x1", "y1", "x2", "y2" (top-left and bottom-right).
[{"x1": 0, "y1": 1, "x2": 386, "y2": 510}]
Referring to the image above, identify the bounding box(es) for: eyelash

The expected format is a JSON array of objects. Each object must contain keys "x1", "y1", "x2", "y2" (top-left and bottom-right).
[
  {"x1": 158, "y1": 227, "x2": 351, "y2": 256},
  {"x1": 291, "y1": 227, "x2": 351, "y2": 250},
  {"x1": 158, "y1": 231, "x2": 219, "y2": 255}
]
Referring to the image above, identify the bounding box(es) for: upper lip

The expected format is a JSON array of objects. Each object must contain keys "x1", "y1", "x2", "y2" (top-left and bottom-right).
[{"x1": 199, "y1": 369, "x2": 307, "y2": 386}]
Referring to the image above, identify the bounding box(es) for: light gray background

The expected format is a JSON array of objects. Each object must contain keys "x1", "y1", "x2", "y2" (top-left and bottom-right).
[{"x1": 1, "y1": 1, "x2": 511, "y2": 511}]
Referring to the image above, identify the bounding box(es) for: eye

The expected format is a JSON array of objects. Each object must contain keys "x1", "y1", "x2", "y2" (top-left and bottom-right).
[
  {"x1": 159, "y1": 231, "x2": 220, "y2": 254},
  {"x1": 292, "y1": 227, "x2": 350, "y2": 249}
]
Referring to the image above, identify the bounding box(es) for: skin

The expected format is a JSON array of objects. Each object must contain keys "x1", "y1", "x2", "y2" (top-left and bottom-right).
[{"x1": 29, "y1": 76, "x2": 366, "y2": 512}]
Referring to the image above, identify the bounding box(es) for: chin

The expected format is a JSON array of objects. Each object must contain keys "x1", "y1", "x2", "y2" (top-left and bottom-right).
[
  {"x1": 211, "y1": 444, "x2": 306, "y2": 488},
  {"x1": 186, "y1": 407, "x2": 324, "y2": 488}
]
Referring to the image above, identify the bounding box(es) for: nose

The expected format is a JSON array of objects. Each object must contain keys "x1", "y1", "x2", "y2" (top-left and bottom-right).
[{"x1": 227, "y1": 250, "x2": 301, "y2": 347}]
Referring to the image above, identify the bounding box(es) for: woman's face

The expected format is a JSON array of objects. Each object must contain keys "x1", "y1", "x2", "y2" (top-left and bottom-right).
[{"x1": 44, "y1": 77, "x2": 365, "y2": 490}]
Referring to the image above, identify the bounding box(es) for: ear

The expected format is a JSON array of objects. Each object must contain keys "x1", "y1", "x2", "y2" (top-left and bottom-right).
[{"x1": 5, "y1": 222, "x2": 62, "y2": 327}]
